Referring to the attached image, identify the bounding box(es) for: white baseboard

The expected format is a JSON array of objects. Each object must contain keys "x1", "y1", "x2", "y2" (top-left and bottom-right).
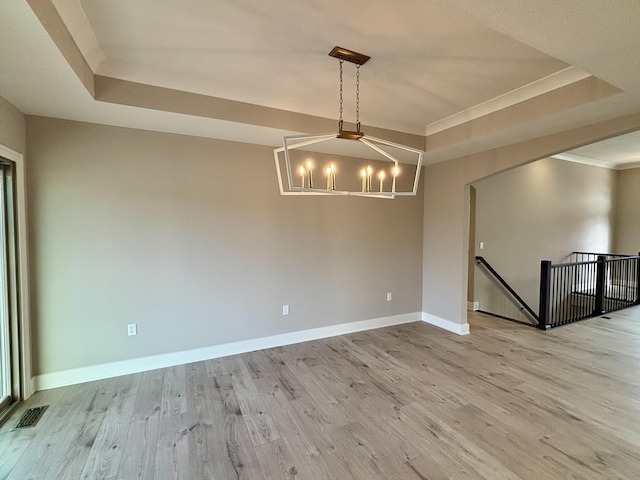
[
  {"x1": 421, "y1": 312, "x2": 470, "y2": 335},
  {"x1": 467, "y1": 301, "x2": 479, "y2": 311},
  {"x1": 33, "y1": 312, "x2": 421, "y2": 391}
]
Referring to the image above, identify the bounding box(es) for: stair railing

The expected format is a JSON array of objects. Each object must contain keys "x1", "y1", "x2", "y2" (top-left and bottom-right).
[
  {"x1": 475, "y1": 256, "x2": 539, "y2": 324},
  {"x1": 538, "y1": 252, "x2": 640, "y2": 329}
]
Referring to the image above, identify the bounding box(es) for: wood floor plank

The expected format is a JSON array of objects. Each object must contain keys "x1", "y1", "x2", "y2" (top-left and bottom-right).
[
  {"x1": 212, "y1": 376, "x2": 265, "y2": 479},
  {"x1": 189, "y1": 363, "x2": 264, "y2": 479},
  {"x1": 78, "y1": 373, "x2": 141, "y2": 480},
  {"x1": 253, "y1": 438, "x2": 299, "y2": 480},
  {"x1": 153, "y1": 365, "x2": 189, "y2": 480},
  {"x1": 185, "y1": 364, "x2": 235, "y2": 479},
  {"x1": 401, "y1": 401, "x2": 521, "y2": 480},
  {"x1": 116, "y1": 369, "x2": 165, "y2": 480},
  {"x1": 403, "y1": 454, "x2": 452, "y2": 480},
  {"x1": 254, "y1": 375, "x2": 333, "y2": 479},
  {"x1": 443, "y1": 404, "x2": 566, "y2": 480},
  {"x1": 282, "y1": 362, "x2": 353, "y2": 430},
  {"x1": 3, "y1": 307, "x2": 640, "y2": 478},
  {"x1": 226, "y1": 358, "x2": 281, "y2": 447},
  {"x1": 77, "y1": 374, "x2": 141, "y2": 480},
  {"x1": 334, "y1": 421, "x2": 415, "y2": 479}
]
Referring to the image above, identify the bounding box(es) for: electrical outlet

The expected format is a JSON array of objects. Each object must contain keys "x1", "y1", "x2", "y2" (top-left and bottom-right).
[
  {"x1": 386, "y1": 292, "x2": 392, "y2": 302},
  {"x1": 480, "y1": 241, "x2": 484, "y2": 250},
  {"x1": 127, "y1": 323, "x2": 137, "y2": 336},
  {"x1": 282, "y1": 305, "x2": 289, "y2": 315}
]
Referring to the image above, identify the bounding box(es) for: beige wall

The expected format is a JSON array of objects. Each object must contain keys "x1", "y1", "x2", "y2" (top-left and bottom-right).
[
  {"x1": 472, "y1": 158, "x2": 615, "y2": 321},
  {"x1": 0, "y1": 96, "x2": 26, "y2": 155},
  {"x1": 421, "y1": 111, "x2": 640, "y2": 328},
  {"x1": 613, "y1": 167, "x2": 640, "y2": 255},
  {"x1": 26, "y1": 116, "x2": 424, "y2": 375}
]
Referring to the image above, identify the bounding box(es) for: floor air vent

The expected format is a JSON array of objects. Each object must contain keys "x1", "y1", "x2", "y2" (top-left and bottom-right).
[{"x1": 14, "y1": 405, "x2": 49, "y2": 429}]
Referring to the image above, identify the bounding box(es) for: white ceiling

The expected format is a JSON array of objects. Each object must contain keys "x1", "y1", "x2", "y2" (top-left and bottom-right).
[
  {"x1": 558, "y1": 131, "x2": 640, "y2": 170},
  {"x1": 1, "y1": 0, "x2": 640, "y2": 166},
  {"x1": 76, "y1": 0, "x2": 568, "y2": 134}
]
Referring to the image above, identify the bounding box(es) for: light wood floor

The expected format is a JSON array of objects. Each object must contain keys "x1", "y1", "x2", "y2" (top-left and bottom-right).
[{"x1": 2, "y1": 309, "x2": 640, "y2": 479}]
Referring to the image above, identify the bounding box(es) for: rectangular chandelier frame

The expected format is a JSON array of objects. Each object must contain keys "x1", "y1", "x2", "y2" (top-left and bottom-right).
[{"x1": 274, "y1": 133, "x2": 423, "y2": 199}]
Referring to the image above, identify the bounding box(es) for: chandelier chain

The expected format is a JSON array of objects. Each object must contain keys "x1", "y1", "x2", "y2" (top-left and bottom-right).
[
  {"x1": 356, "y1": 64, "x2": 360, "y2": 132},
  {"x1": 338, "y1": 59, "x2": 361, "y2": 132},
  {"x1": 338, "y1": 59, "x2": 344, "y2": 131}
]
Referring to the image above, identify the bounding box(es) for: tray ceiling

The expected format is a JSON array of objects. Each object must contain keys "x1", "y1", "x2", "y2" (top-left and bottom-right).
[{"x1": 2, "y1": 0, "x2": 640, "y2": 165}]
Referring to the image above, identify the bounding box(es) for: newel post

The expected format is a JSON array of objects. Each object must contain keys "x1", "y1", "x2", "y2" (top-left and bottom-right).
[
  {"x1": 538, "y1": 260, "x2": 552, "y2": 330},
  {"x1": 593, "y1": 255, "x2": 606, "y2": 315}
]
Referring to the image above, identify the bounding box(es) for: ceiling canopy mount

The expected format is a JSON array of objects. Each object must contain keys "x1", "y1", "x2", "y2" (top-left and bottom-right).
[{"x1": 328, "y1": 46, "x2": 371, "y2": 66}]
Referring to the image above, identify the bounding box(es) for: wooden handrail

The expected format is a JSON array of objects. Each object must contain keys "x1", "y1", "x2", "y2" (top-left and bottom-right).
[{"x1": 475, "y1": 256, "x2": 539, "y2": 322}]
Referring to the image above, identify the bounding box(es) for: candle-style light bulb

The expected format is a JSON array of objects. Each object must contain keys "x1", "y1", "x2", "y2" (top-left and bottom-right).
[
  {"x1": 366, "y1": 165, "x2": 373, "y2": 192},
  {"x1": 330, "y1": 164, "x2": 336, "y2": 190},
  {"x1": 326, "y1": 166, "x2": 332, "y2": 190},
  {"x1": 361, "y1": 168, "x2": 367, "y2": 192},
  {"x1": 299, "y1": 166, "x2": 306, "y2": 189},
  {"x1": 392, "y1": 165, "x2": 399, "y2": 193},
  {"x1": 306, "y1": 160, "x2": 313, "y2": 188},
  {"x1": 378, "y1": 170, "x2": 386, "y2": 192}
]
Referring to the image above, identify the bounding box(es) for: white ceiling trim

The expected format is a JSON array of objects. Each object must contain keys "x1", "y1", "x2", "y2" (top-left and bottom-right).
[
  {"x1": 552, "y1": 153, "x2": 613, "y2": 169},
  {"x1": 425, "y1": 66, "x2": 590, "y2": 136},
  {"x1": 549, "y1": 152, "x2": 640, "y2": 171},
  {"x1": 613, "y1": 161, "x2": 640, "y2": 171}
]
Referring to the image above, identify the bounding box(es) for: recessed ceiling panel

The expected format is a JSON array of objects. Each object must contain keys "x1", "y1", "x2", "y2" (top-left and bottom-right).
[{"x1": 76, "y1": 0, "x2": 569, "y2": 134}]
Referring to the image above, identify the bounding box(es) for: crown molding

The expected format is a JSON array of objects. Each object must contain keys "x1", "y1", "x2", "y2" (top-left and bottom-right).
[
  {"x1": 425, "y1": 67, "x2": 591, "y2": 136},
  {"x1": 551, "y1": 152, "x2": 614, "y2": 169},
  {"x1": 552, "y1": 152, "x2": 640, "y2": 171},
  {"x1": 614, "y1": 161, "x2": 640, "y2": 171}
]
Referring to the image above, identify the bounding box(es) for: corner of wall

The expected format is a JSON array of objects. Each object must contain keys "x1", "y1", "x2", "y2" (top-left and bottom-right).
[
  {"x1": 0, "y1": 96, "x2": 26, "y2": 155},
  {"x1": 421, "y1": 311, "x2": 470, "y2": 335}
]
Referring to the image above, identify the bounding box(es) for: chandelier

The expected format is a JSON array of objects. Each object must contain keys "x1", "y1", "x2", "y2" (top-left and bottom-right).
[{"x1": 274, "y1": 47, "x2": 423, "y2": 199}]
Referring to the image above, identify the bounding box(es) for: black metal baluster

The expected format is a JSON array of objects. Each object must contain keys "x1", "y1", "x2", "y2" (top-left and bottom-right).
[{"x1": 538, "y1": 261, "x2": 551, "y2": 330}]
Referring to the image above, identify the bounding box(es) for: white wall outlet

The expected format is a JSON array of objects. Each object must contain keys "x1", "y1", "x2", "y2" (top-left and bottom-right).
[
  {"x1": 127, "y1": 323, "x2": 137, "y2": 336},
  {"x1": 479, "y1": 241, "x2": 484, "y2": 250},
  {"x1": 386, "y1": 292, "x2": 393, "y2": 302},
  {"x1": 282, "y1": 304, "x2": 289, "y2": 315}
]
